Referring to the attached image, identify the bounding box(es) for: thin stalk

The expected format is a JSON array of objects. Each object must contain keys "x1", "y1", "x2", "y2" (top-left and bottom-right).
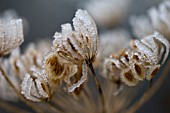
[
  {"x1": 88, "y1": 63, "x2": 106, "y2": 113},
  {"x1": 123, "y1": 58, "x2": 170, "y2": 113},
  {"x1": 48, "y1": 101, "x2": 65, "y2": 113},
  {"x1": 0, "y1": 65, "x2": 44, "y2": 113},
  {"x1": 0, "y1": 101, "x2": 31, "y2": 113}
]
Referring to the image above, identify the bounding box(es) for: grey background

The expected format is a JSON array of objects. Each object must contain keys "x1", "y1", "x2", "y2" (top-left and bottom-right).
[{"x1": 0, "y1": 0, "x2": 170, "y2": 113}]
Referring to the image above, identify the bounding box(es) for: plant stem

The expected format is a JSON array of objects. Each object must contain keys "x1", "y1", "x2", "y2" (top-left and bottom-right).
[
  {"x1": 0, "y1": 65, "x2": 44, "y2": 113},
  {"x1": 88, "y1": 63, "x2": 106, "y2": 113},
  {"x1": 0, "y1": 100, "x2": 31, "y2": 113},
  {"x1": 48, "y1": 101, "x2": 65, "y2": 113}
]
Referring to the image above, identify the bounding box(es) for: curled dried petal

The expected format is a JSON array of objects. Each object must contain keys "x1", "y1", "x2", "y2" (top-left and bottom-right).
[{"x1": 68, "y1": 61, "x2": 88, "y2": 92}]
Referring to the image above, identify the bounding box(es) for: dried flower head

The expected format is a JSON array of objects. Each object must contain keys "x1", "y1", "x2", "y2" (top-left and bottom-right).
[
  {"x1": 0, "y1": 11, "x2": 23, "y2": 56},
  {"x1": 0, "y1": 41, "x2": 50, "y2": 101},
  {"x1": 21, "y1": 51, "x2": 78, "y2": 102},
  {"x1": 130, "y1": 0, "x2": 170, "y2": 39},
  {"x1": 103, "y1": 32, "x2": 170, "y2": 87},
  {"x1": 52, "y1": 9, "x2": 98, "y2": 92}
]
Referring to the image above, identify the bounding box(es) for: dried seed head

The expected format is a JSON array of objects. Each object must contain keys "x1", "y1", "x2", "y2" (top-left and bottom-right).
[
  {"x1": 103, "y1": 32, "x2": 170, "y2": 87},
  {"x1": 52, "y1": 9, "x2": 98, "y2": 92},
  {"x1": 0, "y1": 13, "x2": 24, "y2": 56},
  {"x1": 53, "y1": 9, "x2": 98, "y2": 65},
  {"x1": 130, "y1": 0, "x2": 170, "y2": 39},
  {"x1": 21, "y1": 50, "x2": 79, "y2": 102}
]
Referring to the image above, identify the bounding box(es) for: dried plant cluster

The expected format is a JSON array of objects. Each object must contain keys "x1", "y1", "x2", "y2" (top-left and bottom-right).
[{"x1": 0, "y1": 1, "x2": 170, "y2": 113}]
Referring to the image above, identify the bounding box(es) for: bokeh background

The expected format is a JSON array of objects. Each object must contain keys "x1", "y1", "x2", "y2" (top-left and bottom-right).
[{"x1": 0, "y1": 0, "x2": 169, "y2": 113}]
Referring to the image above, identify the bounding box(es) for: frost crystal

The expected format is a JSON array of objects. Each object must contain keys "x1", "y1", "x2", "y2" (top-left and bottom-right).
[{"x1": 0, "y1": 15, "x2": 24, "y2": 56}]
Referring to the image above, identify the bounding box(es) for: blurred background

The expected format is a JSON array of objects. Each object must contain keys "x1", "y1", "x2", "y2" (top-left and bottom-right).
[{"x1": 0, "y1": 0, "x2": 169, "y2": 113}]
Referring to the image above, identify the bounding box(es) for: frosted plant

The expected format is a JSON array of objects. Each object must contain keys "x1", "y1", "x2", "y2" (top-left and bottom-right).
[
  {"x1": 130, "y1": 0, "x2": 170, "y2": 39},
  {"x1": 84, "y1": 0, "x2": 131, "y2": 27},
  {"x1": 0, "y1": 5, "x2": 169, "y2": 113},
  {"x1": 0, "y1": 11, "x2": 23, "y2": 56},
  {"x1": 21, "y1": 9, "x2": 98, "y2": 102},
  {"x1": 96, "y1": 29, "x2": 131, "y2": 67},
  {"x1": 20, "y1": 9, "x2": 98, "y2": 102},
  {"x1": 52, "y1": 9, "x2": 98, "y2": 92},
  {"x1": 103, "y1": 32, "x2": 169, "y2": 87}
]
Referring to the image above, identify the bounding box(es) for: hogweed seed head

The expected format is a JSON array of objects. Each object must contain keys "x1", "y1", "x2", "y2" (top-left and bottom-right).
[
  {"x1": 52, "y1": 9, "x2": 98, "y2": 92},
  {"x1": 103, "y1": 32, "x2": 170, "y2": 87}
]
